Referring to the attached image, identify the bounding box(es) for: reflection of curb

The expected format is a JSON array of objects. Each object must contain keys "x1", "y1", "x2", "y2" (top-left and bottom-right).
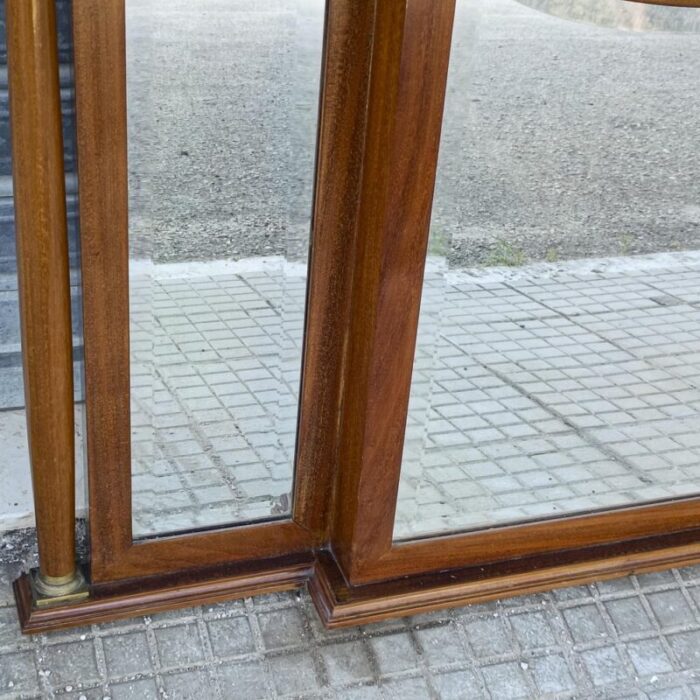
[
  {"x1": 129, "y1": 255, "x2": 309, "y2": 280},
  {"x1": 0, "y1": 408, "x2": 87, "y2": 533}
]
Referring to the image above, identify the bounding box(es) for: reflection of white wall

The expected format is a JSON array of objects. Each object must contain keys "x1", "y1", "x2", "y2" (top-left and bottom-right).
[{"x1": 0, "y1": 407, "x2": 86, "y2": 532}]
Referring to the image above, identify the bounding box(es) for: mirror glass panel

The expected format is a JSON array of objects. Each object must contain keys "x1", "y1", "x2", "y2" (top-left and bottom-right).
[
  {"x1": 127, "y1": 0, "x2": 324, "y2": 537},
  {"x1": 395, "y1": 0, "x2": 700, "y2": 540}
]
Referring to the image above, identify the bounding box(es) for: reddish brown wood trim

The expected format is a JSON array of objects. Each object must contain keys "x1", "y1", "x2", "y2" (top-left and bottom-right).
[
  {"x1": 72, "y1": 0, "x2": 132, "y2": 580},
  {"x1": 331, "y1": 0, "x2": 456, "y2": 578},
  {"x1": 353, "y1": 497, "x2": 700, "y2": 584},
  {"x1": 15, "y1": 553, "x2": 313, "y2": 634},
  {"x1": 7, "y1": 0, "x2": 78, "y2": 581},
  {"x1": 311, "y1": 532, "x2": 700, "y2": 628},
  {"x1": 71, "y1": 0, "x2": 334, "y2": 582},
  {"x1": 97, "y1": 521, "x2": 312, "y2": 581},
  {"x1": 293, "y1": 0, "x2": 376, "y2": 539}
]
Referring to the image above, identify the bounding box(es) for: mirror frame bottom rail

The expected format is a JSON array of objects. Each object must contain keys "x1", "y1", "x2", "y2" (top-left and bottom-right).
[{"x1": 14, "y1": 528, "x2": 700, "y2": 634}]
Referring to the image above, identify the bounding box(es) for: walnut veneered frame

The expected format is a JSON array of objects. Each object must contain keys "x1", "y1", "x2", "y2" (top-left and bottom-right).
[{"x1": 11, "y1": 0, "x2": 700, "y2": 632}]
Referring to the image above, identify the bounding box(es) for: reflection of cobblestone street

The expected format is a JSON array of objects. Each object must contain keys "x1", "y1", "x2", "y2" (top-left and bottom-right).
[
  {"x1": 120, "y1": 251, "x2": 700, "y2": 540},
  {"x1": 129, "y1": 259, "x2": 306, "y2": 536},
  {"x1": 398, "y1": 251, "x2": 700, "y2": 537}
]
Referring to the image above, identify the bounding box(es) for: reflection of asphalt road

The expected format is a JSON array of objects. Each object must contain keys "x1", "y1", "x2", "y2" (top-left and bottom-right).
[{"x1": 126, "y1": 0, "x2": 699, "y2": 265}]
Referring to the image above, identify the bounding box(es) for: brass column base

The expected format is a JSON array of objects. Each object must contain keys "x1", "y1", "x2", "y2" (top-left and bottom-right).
[{"x1": 30, "y1": 568, "x2": 89, "y2": 608}]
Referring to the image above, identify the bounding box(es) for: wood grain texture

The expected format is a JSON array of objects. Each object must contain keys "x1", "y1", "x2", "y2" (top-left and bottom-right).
[
  {"x1": 358, "y1": 497, "x2": 700, "y2": 584},
  {"x1": 71, "y1": 0, "x2": 340, "y2": 582},
  {"x1": 311, "y1": 533, "x2": 700, "y2": 628},
  {"x1": 331, "y1": 0, "x2": 457, "y2": 580},
  {"x1": 293, "y1": 0, "x2": 376, "y2": 540},
  {"x1": 72, "y1": 0, "x2": 132, "y2": 580},
  {"x1": 15, "y1": 553, "x2": 313, "y2": 634},
  {"x1": 7, "y1": 0, "x2": 77, "y2": 580}
]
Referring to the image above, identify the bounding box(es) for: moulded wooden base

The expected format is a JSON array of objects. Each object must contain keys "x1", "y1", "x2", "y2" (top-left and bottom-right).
[
  {"x1": 309, "y1": 533, "x2": 700, "y2": 628},
  {"x1": 15, "y1": 531, "x2": 700, "y2": 634},
  {"x1": 15, "y1": 553, "x2": 313, "y2": 634}
]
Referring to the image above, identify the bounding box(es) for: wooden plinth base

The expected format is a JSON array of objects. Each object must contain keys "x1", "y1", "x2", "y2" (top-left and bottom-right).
[
  {"x1": 15, "y1": 532, "x2": 700, "y2": 634},
  {"x1": 15, "y1": 553, "x2": 313, "y2": 634},
  {"x1": 309, "y1": 533, "x2": 700, "y2": 628}
]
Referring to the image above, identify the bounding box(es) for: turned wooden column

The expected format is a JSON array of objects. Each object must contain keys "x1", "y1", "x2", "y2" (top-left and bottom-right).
[{"x1": 6, "y1": 0, "x2": 83, "y2": 598}]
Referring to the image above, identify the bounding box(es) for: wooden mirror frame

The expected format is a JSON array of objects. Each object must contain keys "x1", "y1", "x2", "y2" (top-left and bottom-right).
[{"x1": 10, "y1": 0, "x2": 700, "y2": 633}]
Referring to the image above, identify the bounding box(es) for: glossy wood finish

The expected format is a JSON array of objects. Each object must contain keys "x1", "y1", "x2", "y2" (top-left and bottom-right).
[
  {"x1": 331, "y1": 0, "x2": 457, "y2": 581},
  {"x1": 293, "y1": 0, "x2": 376, "y2": 539},
  {"x1": 311, "y1": 532, "x2": 700, "y2": 628},
  {"x1": 326, "y1": 0, "x2": 700, "y2": 588},
  {"x1": 16, "y1": 531, "x2": 700, "y2": 634},
  {"x1": 13, "y1": 0, "x2": 700, "y2": 632},
  {"x1": 16, "y1": 553, "x2": 313, "y2": 634},
  {"x1": 71, "y1": 0, "x2": 370, "y2": 582},
  {"x1": 72, "y1": 0, "x2": 132, "y2": 580},
  {"x1": 6, "y1": 0, "x2": 77, "y2": 581}
]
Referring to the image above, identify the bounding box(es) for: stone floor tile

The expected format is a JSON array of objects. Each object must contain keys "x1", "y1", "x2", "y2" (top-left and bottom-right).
[
  {"x1": 370, "y1": 632, "x2": 419, "y2": 675},
  {"x1": 257, "y1": 607, "x2": 308, "y2": 651},
  {"x1": 267, "y1": 651, "x2": 322, "y2": 696},
  {"x1": 109, "y1": 677, "x2": 159, "y2": 700},
  {"x1": 480, "y1": 661, "x2": 530, "y2": 699},
  {"x1": 162, "y1": 669, "x2": 217, "y2": 700},
  {"x1": 581, "y1": 646, "x2": 628, "y2": 686},
  {"x1": 0, "y1": 650, "x2": 39, "y2": 696},
  {"x1": 154, "y1": 623, "x2": 204, "y2": 668},
  {"x1": 102, "y1": 631, "x2": 152, "y2": 678},
  {"x1": 216, "y1": 660, "x2": 270, "y2": 699},
  {"x1": 320, "y1": 640, "x2": 374, "y2": 686},
  {"x1": 39, "y1": 640, "x2": 100, "y2": 688},
  {"x1": 206, "y1": 615, "x2": 255, "y2": 657},
  {"x1": 529, "y1": 654, "x2": 577, "y2": 695}
]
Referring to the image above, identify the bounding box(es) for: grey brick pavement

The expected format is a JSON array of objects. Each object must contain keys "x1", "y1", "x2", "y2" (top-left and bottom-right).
[{"x1": 1, "y1": 544, "x2": 700, "y2": 699}]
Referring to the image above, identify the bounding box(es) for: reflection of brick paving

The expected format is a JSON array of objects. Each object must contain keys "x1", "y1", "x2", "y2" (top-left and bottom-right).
[
  {"x1": 396, "y1": 253, "x2": 700, "y2": 539},
  {"x1": 129, "y1": 260, "x2": 306, "y2": 537},
  {"x1": 129, "y1": 252, "x2": 700, "y2": 540}
]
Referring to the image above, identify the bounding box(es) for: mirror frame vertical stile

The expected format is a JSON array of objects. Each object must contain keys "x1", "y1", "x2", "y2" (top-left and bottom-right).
[{"x1": 12, "y1": 0, "x2": 700, "y2": 634}]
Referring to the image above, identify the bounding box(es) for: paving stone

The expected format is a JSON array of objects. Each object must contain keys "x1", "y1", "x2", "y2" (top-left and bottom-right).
[
  {"x1": 463, "y1": 617, "x2": 514, "y2": 657},
  {"x1": 102, "y1": 631, "x2": 152, "y2": 677},
  {"x1": 0, "y1": 650, "x2": 39, "y2": 695},
  {"x1": 481, "y1": 661, "x2": 531, "y2": 699},
  {"x1": 605, "y1": 597, "x2": 656, "y2": 635},
  {"x1": 109, "y1": 677, "x2": 159, "y2": 700},
  {"x1": 370, "y1": 632, "x2": 419, "y2": 675},
  {"x1": 320, "y1": 640, "x2": 374, "y2": 686},
  {"x1": 581, "y1": 646, "x2": 628, "y2": 686},
  {"x1": 216, "y1": 660, "x2": 270, "y2": 699},
  {"x1": 267, "y1": 651, "x2": 321, "y2": 696},
  {"x1": 646, "y1": 590, "x2": 695, "y2": 629},
  {"x1": 39, "y1": 640, "x2": 100, "y2": 687},
  {"x1": 529, "y1": 654, "x2": 576, "y2": 695},
  {"x1": 162, "y1": 669, "x2": 216, "y2": 700},
  {"x1": 563, "y1": 604, "x2": 609, "y2": 644},
  {"x1": 206, "y1": 615, "x2": 255, "y2": 657},
  {"x1": 667, "y1": 630, "x2": 700, "y2": 670},
  {"x1": 625, "y1": 638, "x2": 675, "y2": 676},
  {"x1": 154, "y1": 623, "x2": 204, "y2": 668},
  {"x1": 257, "y1": 607, "x2": 308, "y2": 650},
  {"x1": 431, "y1": 668, "x2": 483, "y2": 699}
]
